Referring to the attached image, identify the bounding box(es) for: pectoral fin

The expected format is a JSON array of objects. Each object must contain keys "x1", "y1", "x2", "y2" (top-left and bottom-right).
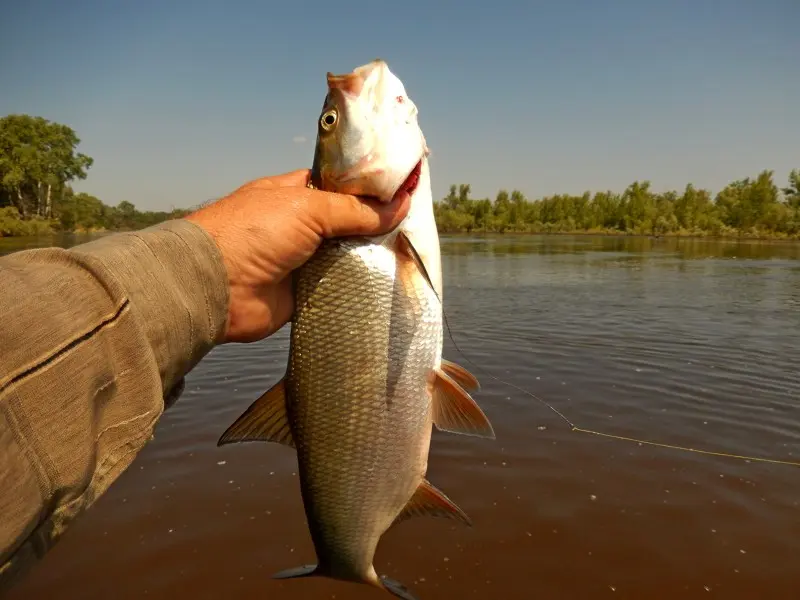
[
  {"x1": 432, "y1": 368, "x2": 495, "y2": 439},
  {"x1": 217, "y1": 378, "x2": 295, "y2": 448},
  {"x1": 392, "y1": 479, "x2": 472, "y2": 527},
  {"x1": 394, "y1": 230, "x2": 438, "y2": 301}
]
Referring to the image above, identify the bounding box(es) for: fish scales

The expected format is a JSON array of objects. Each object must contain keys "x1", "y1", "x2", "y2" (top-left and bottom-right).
[{"x1": 289, "y1": 236, "x2": 440, "y2": 575}]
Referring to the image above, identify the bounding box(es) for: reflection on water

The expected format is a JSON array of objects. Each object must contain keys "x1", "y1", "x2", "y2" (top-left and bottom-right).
[
  {"x1": 0, "y1": 232, "x2": 112, "y2": 255},
  {"x1": 441, "y1": 232, "x2": 800, "y2": 261},
  {"x1": 4, "y1": 232, "x2": 800, "y2": 600}
]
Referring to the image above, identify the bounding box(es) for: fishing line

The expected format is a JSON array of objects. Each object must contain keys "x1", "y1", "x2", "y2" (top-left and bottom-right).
[{"x1": 439, "y1": 310, "x2": 800, "y2": 469}]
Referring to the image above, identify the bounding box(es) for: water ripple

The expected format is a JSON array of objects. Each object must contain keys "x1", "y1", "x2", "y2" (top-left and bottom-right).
[{"x1": 7, "y1": 234, "x2": 800, "y2": 600}]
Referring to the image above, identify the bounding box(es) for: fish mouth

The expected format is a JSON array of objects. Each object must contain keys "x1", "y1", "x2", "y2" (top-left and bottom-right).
[{"x1": 391, "y1": 159, "x2": 423, "y2": 203}]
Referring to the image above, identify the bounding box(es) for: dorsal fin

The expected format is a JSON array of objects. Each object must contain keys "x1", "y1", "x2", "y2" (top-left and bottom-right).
[
  {"x1": 392, "y1": 479, "x2": 472, "y2": 527},
  {"x1": 217, "y1": 378, "x2": 295, "y2": 448}
]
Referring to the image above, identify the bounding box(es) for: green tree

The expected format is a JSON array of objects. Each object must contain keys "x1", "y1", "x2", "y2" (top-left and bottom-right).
[
  {"x1": 782, "y1": 169, "x2": 800, "y2": 230},
  {"x1": 116, "y1": 200, "x2": 137, "y2": 229},
  {"x1": 0, "y1": 114, "x2": 190, "y2": 237},
  {"x1": 0, "y1": 114, "x2": 93, "y2": 218},
  {"x1": 433, "y1": 168, "x2": 800, "y2": 239}
]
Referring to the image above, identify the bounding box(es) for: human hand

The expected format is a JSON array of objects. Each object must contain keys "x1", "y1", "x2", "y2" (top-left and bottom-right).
[{"x1": 185, "y1": 169, "x2": 410, "y2": 343}]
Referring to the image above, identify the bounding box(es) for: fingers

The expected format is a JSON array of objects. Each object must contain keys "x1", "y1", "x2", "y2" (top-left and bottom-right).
[
  {"x1": 309, "y1": 189, "x2": 412, "y2": 239},
  {"x1": 199, "y1": 168, "x2": 412, "y2": 243}
]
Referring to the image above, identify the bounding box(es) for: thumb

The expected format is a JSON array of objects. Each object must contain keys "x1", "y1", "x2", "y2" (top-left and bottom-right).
[{"x1": 309, "y1": 189, "x2": 412, "y2": 239}]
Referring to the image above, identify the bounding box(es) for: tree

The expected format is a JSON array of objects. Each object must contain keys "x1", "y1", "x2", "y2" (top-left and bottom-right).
[
  {"x1": 432, "y1": 168, "x2": 800, "y2": 238},
  {"x1": 0, "y1": 114, "x2": 93, "y2": 218},
  {"x1": 783, "y1": 169, "x2": 800, "y2": 215},
  {"x1": 116, "y1": 200, "x2": 137, "y2": 229}
]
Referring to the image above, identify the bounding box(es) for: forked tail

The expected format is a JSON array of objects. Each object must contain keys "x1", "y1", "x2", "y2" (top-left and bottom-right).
[
  {"x1": 272, "y1": 564, "x2": 318, "y2": 580},
  {"x1": 378, "y1": 574, "x2": 419, "y2": 600},
  {"x1": 272, "y1": 564, "x2": 420, "y2": 600}
]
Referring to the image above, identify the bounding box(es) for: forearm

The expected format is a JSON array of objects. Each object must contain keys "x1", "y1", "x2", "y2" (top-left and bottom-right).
[{"x1": 0, "y1": 219, "x2": 227, "y2": 588}]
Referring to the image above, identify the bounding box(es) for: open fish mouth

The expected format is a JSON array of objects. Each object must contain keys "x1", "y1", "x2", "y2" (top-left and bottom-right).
[{"x1": 391, "y1": 159, "x2": 423, "y2": 203}]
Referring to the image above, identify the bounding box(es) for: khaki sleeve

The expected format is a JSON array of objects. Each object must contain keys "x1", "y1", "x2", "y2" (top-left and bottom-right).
[{"x1": 0, "y1": 219, "x2": 228, "y2": 589}]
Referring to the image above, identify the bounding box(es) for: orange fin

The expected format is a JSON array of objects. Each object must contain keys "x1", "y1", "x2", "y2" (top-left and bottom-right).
[
  {"x1": 392, "y1": 479, "x2": 472, "y2": 527},
  {"x1": 217, "y1": 378, "x2": 295, "y2": 448},
  {"x1": 432, "y1": 368, "x2": 495, "y2": 439},
  {"x1": 441, "y1": 358, "x2": 480, "y2": 391},
  {"x1": 394, "y1": 230, "x2": 438, "y2": 301}
]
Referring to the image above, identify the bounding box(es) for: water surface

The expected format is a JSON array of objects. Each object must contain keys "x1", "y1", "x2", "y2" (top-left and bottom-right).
[{"x1": 3, "y1": 233, "x2": 799, "y2": 599}]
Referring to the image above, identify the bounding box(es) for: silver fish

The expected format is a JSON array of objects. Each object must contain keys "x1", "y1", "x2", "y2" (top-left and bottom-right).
[{"x1": 219, "y1": 59, "x2": 494, "y2": 600}]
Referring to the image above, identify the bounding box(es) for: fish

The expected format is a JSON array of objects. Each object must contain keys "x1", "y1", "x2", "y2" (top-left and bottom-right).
[{"x1": 218, "y1": 59, "x2": 495, "y2": 600}]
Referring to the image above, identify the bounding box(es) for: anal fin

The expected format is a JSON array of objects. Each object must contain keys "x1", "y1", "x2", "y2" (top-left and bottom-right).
[
  {"x1": 217, "y1": 378, "x2": 295, "y2": 448},
  {"x1": 432, "y1": 368, "x2": 495, "y2": 439},
  {"x1": 441, "y1": 358, "x2": 480, "y2": 391},
  {"x1": 392, "y1": 479, "x2": 472, "y2": 527}
]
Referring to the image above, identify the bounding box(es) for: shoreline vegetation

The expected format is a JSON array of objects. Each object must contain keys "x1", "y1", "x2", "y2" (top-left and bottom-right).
[
  {"x1": 1, "y1": 114, "x2": 193, "y2": 238},
  {"x1": 2, "y1": 114, "x2": 799, "y2": 240},
  {"x1": 433, "y1": 174, "x2": 800, "y2": 241}
]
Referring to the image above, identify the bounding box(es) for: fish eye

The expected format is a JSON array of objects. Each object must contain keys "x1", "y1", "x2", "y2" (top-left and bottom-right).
[{"x1": 320, "y1": 109, "x2": 338, "y2": 132}]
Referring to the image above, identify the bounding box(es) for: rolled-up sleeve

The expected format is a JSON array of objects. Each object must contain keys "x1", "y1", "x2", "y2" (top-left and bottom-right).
[{"x1": 0, "y1": 219, "x2": 228, "y2": 589}]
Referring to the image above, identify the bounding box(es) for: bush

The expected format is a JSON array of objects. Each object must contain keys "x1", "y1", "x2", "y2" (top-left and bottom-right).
[{"x1": 0, "y1": 207, "x2": 56, "y2": 237}]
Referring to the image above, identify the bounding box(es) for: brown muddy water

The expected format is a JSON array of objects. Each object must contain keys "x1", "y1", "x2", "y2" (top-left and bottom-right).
[{"x1": 3, "y1": 233, "x2": 799, "y2": 600}]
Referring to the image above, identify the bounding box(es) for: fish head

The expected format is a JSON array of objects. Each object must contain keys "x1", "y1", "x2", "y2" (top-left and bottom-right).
[{"x1": 310, "y1": 59, "x2": 428, "y2": 205}]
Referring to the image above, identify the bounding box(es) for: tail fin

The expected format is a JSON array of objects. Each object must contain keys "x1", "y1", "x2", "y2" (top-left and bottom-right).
[
  {"x1": 379, "y1": 575, "x2": 419, "y2": 600},
  {"x1": 274, "y1": 563, "x2": 419, "y2": 599},
  {"x1": 272, "y1": 564, "x2": 318, "y2": 580}
]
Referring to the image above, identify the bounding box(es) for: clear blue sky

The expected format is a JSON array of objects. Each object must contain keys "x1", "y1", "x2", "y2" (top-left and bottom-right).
[{"x1": 1, "y1": 0, "x2": 798, "y2": 211}]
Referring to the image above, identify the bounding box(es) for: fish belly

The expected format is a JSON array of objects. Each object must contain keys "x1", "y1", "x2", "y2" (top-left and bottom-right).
[{"x1": 286, "y1": 235, "x2": 442, "y2": 578}]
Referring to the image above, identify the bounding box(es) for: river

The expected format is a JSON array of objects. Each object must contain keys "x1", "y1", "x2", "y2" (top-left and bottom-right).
[{"x1": 2, "y1": 233, "x2": 799, "y2": 599}]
